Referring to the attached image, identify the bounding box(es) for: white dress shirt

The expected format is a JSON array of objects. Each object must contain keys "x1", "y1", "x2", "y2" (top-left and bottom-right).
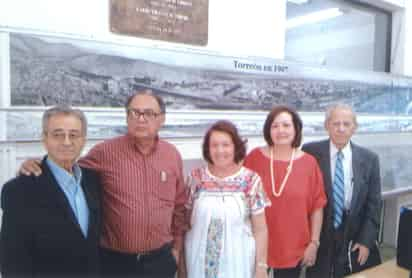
[{"x1": 330, "y1": 142, "x2": 353, "y2": 210}]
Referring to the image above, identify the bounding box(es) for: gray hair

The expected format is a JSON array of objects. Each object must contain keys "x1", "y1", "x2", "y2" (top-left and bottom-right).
[
  {"x1": 42, "y1": 105, "x2": 88, "y2": 136},
  {"x1": 125, "y1": 89, "x2": 166, "y2": 114},
  {"x1": 324, "y1": 103, "x2": 358, "y2": 126}
]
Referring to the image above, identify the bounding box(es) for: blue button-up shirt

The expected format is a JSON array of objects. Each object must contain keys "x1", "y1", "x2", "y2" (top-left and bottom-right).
[{"x1": 47, "y1": 158, "x2": 89, "y2": 237}]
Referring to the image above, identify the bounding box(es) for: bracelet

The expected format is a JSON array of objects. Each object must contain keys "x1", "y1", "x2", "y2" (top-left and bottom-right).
[
  {"x1": 257, "y1": 262, "x2": 268, "y2": 269},
  {"x1": 310, "y1": 239, "x2": 320, "y2": 248}
]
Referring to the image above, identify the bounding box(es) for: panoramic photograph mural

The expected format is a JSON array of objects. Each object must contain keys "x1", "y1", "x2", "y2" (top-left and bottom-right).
[{"x1": 5, "y1": 32, "x2": 412, "y2": 193}]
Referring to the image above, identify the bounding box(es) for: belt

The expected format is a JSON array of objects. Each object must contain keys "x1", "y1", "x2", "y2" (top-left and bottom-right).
[
  {"x1": 134, "y1": 243, "x2": 172, "y2": 260},
  {"x1": 102, "y1": 242, "x2": 172, "y2": 261}
]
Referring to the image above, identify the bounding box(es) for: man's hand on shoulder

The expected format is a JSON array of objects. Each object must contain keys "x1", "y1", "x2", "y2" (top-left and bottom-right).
[{"x1": 19, "y1": 159, "x2": 42, "y2": 177}]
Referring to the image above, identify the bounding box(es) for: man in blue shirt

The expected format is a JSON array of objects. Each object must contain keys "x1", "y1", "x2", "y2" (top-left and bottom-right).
[{"x1": 0, "y1": 105, "x2": 101, "y2": 278}]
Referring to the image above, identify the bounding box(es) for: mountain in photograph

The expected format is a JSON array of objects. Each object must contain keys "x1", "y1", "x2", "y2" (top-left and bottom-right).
[{"x1": 10, "y1": 33, "x2": 412, "y2": 114}]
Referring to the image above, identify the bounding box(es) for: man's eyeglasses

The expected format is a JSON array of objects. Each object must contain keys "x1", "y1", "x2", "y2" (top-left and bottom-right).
[
  {"x1": 330, "y1": 121, "x2": 354, "y2": 129},
  {"x1": 127, "y1": 108, "x2": 162, "y2": 121},
  {"x1": 45, "y1": 131, "x2": 84, "y2": 142}
]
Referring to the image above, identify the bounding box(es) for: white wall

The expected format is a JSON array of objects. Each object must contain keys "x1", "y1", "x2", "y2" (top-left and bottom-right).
[
  {"x1": 402, "y1": 1, "x2": 412, "y2": 76},
  {"x1": 374, "y1": 0, "x2": 412, "y2": 77},
  {"x1": 0, "y1": 0, "x2": 286, "y2": 112},
  {"x1": 1, "y1": 0, "x2": 411, "y2": 77},
  {"x1": 391, "y1": 9, "x2": 405, "y2": 74},
  {"x1": 1, "y1": 0, "x2": 411, "y2": 76},
  {"x1": 391, "y1": 1, "x2": 412, "y2": 76},
  {"x1": 0, "y1": 0, "x2": 286, "y2": 60}
]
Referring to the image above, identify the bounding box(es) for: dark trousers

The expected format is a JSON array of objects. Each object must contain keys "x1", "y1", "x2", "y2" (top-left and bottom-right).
[
  {"x1": 100, "y1": 243, "x2": 177, "y2": 278},
  {"x1": 332, "y1": 228, "x2": 350, "y2": 278},
  {"x1": 272, "y1": 264, "x2": 319, "y2": 278},
  {"x1": 306, "y1": 213, "x2": 350, "y2": 278},
  {"x1": 331, "y1": 213, "x2": 351, "y2": 278},
  {"x1": 271, "y1": 264, "x2": 301, "y2": 278}
]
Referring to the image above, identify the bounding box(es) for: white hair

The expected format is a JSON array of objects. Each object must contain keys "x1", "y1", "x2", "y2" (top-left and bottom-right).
[{"x1": 324, "y1": 103, "x2": 357, "y2": 126}]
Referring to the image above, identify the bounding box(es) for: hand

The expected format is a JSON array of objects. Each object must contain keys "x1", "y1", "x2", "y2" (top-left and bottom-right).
[
  {"x1": 352, "y1": 243, "x2": 369, "y2": 265},
  {"x1": 176, "y1": 248, "x2": 187, "y2": 278},
  {"x1": 301, "y1": 242, "x2": 318, "y2": 267},
  {"x1": 171, "y1": 247, "x2": 180, "y2": 265},
  {"x1": 255, "y1": 267, "x2": 268, "y2": 278},
  {"x1": 19, "y1": 159, "x2": 42, "y2": 176},
  {"x1": 177, "y1": 263, "x2": 187, "y2": 278}
]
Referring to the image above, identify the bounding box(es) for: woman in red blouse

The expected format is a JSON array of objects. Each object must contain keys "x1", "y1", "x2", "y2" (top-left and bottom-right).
[{"x1": 244, "y1": 105, "x2": 327, "y2": 278}]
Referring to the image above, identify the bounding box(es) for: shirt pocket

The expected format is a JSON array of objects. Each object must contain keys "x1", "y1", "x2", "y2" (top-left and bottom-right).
[{"x1": 153, "y1": 168, "x2": 177, "y2": 202}]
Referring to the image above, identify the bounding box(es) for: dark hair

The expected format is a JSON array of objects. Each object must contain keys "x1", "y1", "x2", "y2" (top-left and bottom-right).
[
  {"x1": 125, "y1": 89, "x2": 166, "y2": 113},
  {"x1": 263, "y1": 105, "x2": 302, "y2": 147},
  {"x1": 202, "y1": 120, "x2": 246, "y2": 164}
]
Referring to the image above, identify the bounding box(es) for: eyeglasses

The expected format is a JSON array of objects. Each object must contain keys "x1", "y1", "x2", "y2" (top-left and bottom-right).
[
  {"x1": 330, "y1": 121, "x2": 354, "y2": 129},
  {"x1": 45, "y1": 131, "x2": 84, "y2": 142},
  {"x1": 127, "y1": 108, "x2": 162, "y2": 121}
]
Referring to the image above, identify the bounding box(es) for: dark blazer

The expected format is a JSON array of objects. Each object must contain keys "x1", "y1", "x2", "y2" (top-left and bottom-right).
[
  {"x1": 0, "y1": 157, "x2": 101, "y2": 278},
  {"x1": 302, "y1": 139, "x2": 382, "y2": 278}
]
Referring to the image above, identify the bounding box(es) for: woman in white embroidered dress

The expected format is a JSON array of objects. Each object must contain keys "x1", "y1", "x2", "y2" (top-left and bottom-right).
[{"x1": 182, "y1": 120, "x2": 270, "y2": 278}]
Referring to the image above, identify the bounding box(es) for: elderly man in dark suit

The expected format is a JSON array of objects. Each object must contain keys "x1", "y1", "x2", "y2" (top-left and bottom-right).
[
  {"x1": 0, "y1": 105, "x2": 101, "y2": 278},
  {"x1": 302, "y1": 104, "x2": 382, "y2": 278}
]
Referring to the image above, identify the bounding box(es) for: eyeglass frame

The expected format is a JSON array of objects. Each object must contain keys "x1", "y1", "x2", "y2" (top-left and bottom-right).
[
  {"x1": 43, "y1": 130, "x2": 85, "y2": 142},
  {"x1": 329, "y1": 120, "x2": 356, "y2": 130},
  {"x1": 127, "y1": 108, "x2": 163, "y2": 121}
]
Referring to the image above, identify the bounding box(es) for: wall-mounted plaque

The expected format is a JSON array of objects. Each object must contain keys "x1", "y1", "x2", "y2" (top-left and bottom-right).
[{"x1": 110, "y1": 0, "x2": 208, "y2": 46}]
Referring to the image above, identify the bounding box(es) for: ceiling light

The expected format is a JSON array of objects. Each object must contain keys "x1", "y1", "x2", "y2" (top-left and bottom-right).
[
  {"x1": 287, "y1": 0, "x2": 309, "y2": 4},
  {"x1": 286, "y1": 8, "x2": 343, "y2": 29}
]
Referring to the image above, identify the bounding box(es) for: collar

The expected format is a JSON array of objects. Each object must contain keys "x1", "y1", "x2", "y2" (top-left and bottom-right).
[
  {"x1": 46, "y1": 157, "x2": 82, "y2": 193},
  {"x1": 126, "y1": 134, "x2": 160, "y2": 155},
  {"x1": 330, "y1": 140, "x2": 351, "y2": 160}
]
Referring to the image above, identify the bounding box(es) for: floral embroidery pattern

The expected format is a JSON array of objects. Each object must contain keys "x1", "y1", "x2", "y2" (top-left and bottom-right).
[
  {"x1": 204, "y1": 218, "x2": 224, "y2": 278},
  {"x1": 187, "y1": 167, "x2": 270, "y2": 213}
]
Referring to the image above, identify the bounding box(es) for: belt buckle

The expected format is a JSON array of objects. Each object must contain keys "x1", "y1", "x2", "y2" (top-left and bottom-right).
[{"x1": 136, "y1": 252, "x2": 145, "y2": 261}]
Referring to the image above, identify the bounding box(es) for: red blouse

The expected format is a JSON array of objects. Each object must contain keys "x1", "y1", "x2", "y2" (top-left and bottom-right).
[{"x1": 244, "y1": 148, "x2": 327, "y2": 268}]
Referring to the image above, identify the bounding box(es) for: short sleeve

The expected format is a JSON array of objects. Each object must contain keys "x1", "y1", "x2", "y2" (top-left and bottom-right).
[
  {"x1": 310, "y1": 160, "x2": 327, "y2": 212},
  {"x1": 243, "y1": 148, "x2": 260, "y2": 172},
  {"x1": 245, "y1": 171, "x2": 271, "y2": 215}
]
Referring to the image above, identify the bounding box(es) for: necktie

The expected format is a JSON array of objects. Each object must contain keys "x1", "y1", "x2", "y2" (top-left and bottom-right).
[{"x1": 333, "y1": 151, "x2": 345, "y2": 229}]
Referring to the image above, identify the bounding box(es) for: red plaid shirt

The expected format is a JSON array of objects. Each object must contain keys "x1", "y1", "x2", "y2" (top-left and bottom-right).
[{"x1": 80, "y1": 135, "x2": 187, "y2": 253}]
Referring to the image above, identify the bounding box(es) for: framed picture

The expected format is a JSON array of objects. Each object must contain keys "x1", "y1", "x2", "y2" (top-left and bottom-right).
[{"x1": 5, "y1": 32, "x2": 412, "y2": 193}]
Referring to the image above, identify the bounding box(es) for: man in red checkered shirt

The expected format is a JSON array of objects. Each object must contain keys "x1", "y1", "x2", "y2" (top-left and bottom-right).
[{"x1": 20, "y1": 89, "x2": 187, "y2": 278}]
